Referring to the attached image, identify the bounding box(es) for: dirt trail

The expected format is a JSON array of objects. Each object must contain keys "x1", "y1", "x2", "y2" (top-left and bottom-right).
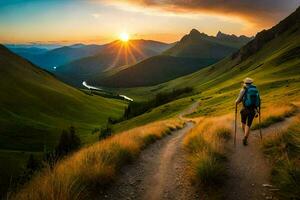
[
  {"x1": 98, "y1": 100, "x2": 295, "y2": 200},
  {"x1": 98, "y1": 102, "x2": 199, "y2": 200},
  {"x1": 223, "y1": 117, "x2": 295, "y2": 200}
]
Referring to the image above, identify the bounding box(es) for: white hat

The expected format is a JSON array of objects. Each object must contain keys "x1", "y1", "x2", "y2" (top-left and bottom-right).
[{"x1": 243, "y1": 77, "x2": 254, "y2": 84}]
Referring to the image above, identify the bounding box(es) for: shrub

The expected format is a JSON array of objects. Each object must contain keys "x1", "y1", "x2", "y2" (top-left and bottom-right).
[
  {"x1": 215, "y1": 127, "x2": 232, "y2": 141},
  {"x1": 142, "y1": 134, "x2": 160, "y2": 146},
  {"x1": 193, "y1": 152, "x2": 227, "y2": 186},
  {"x1": 99, "y1": 125, "x2": 113, "y2": 140},
  {"x1": 55, "y1": 126, "x2": 81, "y2": 157},
  {"x1": 252, "y1": 103, "x2": 297, "y2": 130}
]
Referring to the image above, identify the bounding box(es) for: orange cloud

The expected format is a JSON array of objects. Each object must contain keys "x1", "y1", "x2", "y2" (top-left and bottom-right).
[{"x1": 103, "y1": 0, "x2": 299, "y2": 28}]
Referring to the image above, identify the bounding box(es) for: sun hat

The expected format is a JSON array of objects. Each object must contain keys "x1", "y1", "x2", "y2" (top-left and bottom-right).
[{"x1": 243, "y1": 77, "x2": 254, "y2": 84}]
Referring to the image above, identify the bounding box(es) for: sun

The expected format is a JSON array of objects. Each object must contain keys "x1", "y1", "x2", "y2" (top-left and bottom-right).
[{"x1": 119, "y1": 32, "x2": 129, "y2": 42}]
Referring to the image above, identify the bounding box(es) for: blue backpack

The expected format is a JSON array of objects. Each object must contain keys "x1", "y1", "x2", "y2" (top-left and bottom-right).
[{"x1": 243, "y1": 85, "x2": 260, "y2": 108}]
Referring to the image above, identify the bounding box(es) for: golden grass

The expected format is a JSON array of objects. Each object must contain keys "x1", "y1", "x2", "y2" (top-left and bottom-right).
[
  {"x1": 262, "y1": 115, "x2": 300, "y2": 199},
  {"x1": 183, "y1": 115, "x2": 232, "y2": 187},
  {"x1": 11, "y1": 118, "x2": 184, "y2": 200},
  {"x1": 251, "y1": 103, "x2": 297, "y2": 130}
]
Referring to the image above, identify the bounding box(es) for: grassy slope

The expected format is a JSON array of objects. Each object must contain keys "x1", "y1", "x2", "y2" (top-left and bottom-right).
[
  {"x1": 96, "y1": 55, "x2": 217, "y2": 87},
  {"x1": 0, "y1": 45, "x2": 127, "y2": 196},
  {"x1": 262, "y1": 115, "x2": 300, "y2": 199},
  {"x1": 0, "y1": 45, "x2": 127, "y2": 149}
]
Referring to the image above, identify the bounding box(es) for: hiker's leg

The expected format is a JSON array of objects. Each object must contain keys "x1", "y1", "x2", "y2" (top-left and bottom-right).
[
  {"x1": 242, "y1": 123, "x2": 246, "y2": 133},
  {"x1": 240, "y1": 108, "x2": 247, "y2": 135},
  {"x1": 245, "y1": 109, "x2": 255, "y2": 139},
  {"x1": 245, "y1": 125, "x2": 250, "y2": 138}
]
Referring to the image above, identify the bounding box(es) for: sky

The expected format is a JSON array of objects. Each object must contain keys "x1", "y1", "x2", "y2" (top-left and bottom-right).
[{"x1": 0, "y1": 0, "x2": 299, "y2": 45}]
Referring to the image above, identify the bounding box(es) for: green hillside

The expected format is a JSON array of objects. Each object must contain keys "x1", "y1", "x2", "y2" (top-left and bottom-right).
[
  {"x1": 0, "y1": 45, "x2": 126, "y2": 196},
  {"x1": 0, "y1": 45, "x2": 126, "y2": 149},
  {"x1": 91, "y1": 55, "x2": 217, "y2": 87}
]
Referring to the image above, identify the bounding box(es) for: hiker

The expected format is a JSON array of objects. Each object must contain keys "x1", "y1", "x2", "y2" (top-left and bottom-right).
[{"x1": 235, "y1": 78, "x2": 261, "y2": 145}]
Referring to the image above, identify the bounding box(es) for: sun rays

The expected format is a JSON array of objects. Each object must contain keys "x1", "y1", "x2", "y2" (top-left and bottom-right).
[{"x1": 106, "y1": 38, "x2": 147, "y2": 71}]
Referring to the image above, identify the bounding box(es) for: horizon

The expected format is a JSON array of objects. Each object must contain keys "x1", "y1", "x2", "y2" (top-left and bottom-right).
[
  {"x1": 3, "y1": 29, "x2": 252, "y2": 47},
  {"x1": 0, "y1": 0, "x2": 299, "y2": 45}
]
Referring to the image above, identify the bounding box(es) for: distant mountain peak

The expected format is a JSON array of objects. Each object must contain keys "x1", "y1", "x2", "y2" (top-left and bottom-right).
[
  {"x1": 185, "y1": 29, "x2": 210, "y2": 41},
  {"x1": 189, "y1": 29, "x2": 201, "y2": 35},
  {"x1": 216, "y1": 31, "x2": 253, "y2": 41},
  {"x1": 70, "y1": 43, "x2": 85, "y2": 48},
  {"x1": 216, "y1": 31, "x2": 237, "y2": 39},
  {"x1": 216, "y1": 31, "x2": 223, "y2": 37}
]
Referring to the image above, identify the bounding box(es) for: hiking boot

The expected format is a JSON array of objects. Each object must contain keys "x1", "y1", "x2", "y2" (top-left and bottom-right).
[{"x1": 243, "y1": 137, "x2": 248, "y2": 146}]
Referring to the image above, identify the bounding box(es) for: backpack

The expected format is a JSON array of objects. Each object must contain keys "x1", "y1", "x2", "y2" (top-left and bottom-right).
[{"x1": 243, "y1": 85, "x2": 260, "y2": 108}]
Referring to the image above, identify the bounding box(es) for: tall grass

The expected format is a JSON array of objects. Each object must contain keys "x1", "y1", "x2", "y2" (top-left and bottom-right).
[
  {"x1": 252, "y1": 103, "x2": 297, "y2": 130},
  {"x1": 10, "y1": 119, "x2": 183, "y2": 200},
  {"x1": 262, "y1": 115, "x2": 300, "y2": 199},
  {"x1": 183, "y1": 115, "x2": 232, "y2": 187}
]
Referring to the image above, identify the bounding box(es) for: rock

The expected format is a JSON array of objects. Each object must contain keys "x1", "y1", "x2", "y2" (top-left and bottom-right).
[{"x1": 262, "y1": 184, "x2": 273, "y2": 188}]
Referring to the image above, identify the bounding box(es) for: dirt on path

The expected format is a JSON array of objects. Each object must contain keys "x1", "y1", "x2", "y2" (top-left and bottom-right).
[
  {"x1": 97, "y1": 102, "x2": 200, "y2": 200},
  {"x1": 223, "y1": 116, "x2": 295, "y2": 200}
]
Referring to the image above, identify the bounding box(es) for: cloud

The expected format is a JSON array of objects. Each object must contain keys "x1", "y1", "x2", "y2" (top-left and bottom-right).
[
  {"x1": 103, "y1": 0, "x2": 300, "y2": 27},
  {"x1": 91, "y1": 13, "x2": 101, "y2": 19}
]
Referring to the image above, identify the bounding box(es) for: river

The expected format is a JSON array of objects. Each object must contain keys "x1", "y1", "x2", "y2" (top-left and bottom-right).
[{"x1": 82, "y1": 81, "x2": 133, "y2": 101}]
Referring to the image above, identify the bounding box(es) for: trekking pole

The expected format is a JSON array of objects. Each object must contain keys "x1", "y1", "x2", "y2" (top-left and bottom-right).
[
  {"x1": 234, "y1": 104, "x2": 237, "y2": 147},
  {"x1": 259, "y1": 107, "x2": 262, "y2": 140}
]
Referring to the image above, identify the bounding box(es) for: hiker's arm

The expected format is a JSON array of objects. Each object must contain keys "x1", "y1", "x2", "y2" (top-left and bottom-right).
[{"x1": 235, "y1": 89, "x2": 245, "y2": 105}]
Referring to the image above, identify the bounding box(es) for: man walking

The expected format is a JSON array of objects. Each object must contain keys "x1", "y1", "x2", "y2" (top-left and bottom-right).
[{"x1": 235, "y1": 78, "x2": 261, "y2": 145}]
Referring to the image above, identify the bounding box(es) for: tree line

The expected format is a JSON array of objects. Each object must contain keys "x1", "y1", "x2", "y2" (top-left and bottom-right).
[{"x1": 108, "y1": 87, "x2": 194, "y2": 124}]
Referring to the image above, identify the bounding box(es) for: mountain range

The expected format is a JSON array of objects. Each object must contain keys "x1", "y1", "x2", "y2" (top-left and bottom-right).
[
  {"x1": 89, "y1": 30, "x2": 252, "y2": 87},
  {"x1": 55, "y1": 40, "x2": 173, "y2": 86},
  {"x1": 8, "y1": 31, "x2": 251, "y2": 88}
]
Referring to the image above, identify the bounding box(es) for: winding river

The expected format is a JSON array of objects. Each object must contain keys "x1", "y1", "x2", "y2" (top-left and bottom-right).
[{"x1": 82, "y1": 81, "x2": 133, "y2": 101}]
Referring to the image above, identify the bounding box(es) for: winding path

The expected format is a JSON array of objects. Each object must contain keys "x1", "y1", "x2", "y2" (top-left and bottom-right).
[{"x1": 97, "y1": 102, "x2": 200, "y2": 200}]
